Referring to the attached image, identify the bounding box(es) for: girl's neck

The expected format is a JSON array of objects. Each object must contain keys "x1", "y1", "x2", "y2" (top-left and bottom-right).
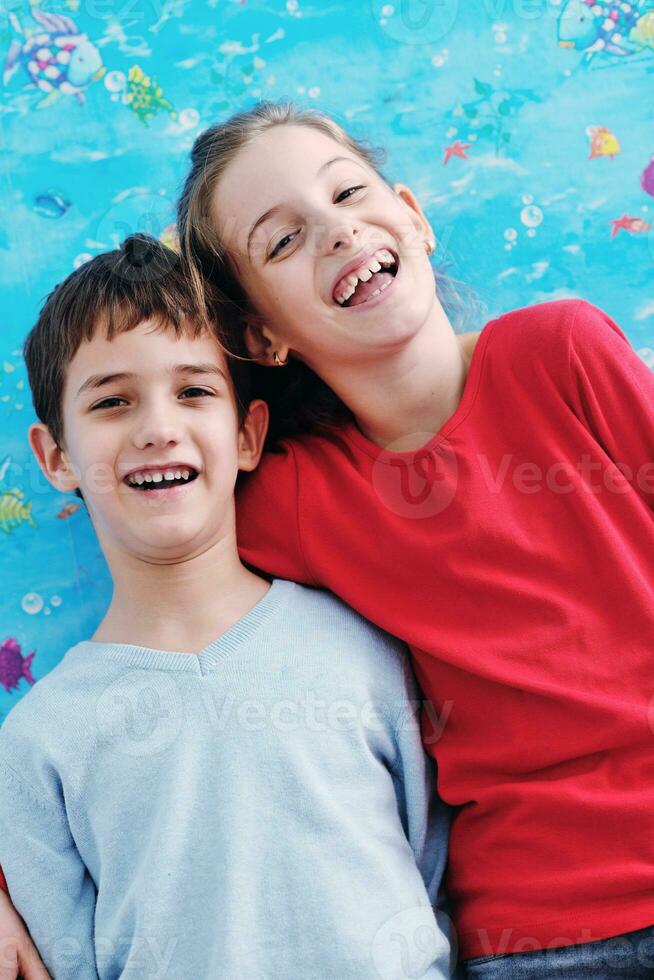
[{"x1": 321, "y1": 301, "x2": 473, "y2": 452}]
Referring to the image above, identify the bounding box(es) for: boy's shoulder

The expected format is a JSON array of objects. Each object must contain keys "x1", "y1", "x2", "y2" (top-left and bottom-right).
[
  {"x1": 283, "y1": 579, "x2": 411, "y2": 677},
  {"x1": 0, "y1": 640, "x2": 108, "y2": 756}
]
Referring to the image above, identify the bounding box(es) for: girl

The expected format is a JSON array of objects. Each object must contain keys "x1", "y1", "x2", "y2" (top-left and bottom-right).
[
  {"x1": 3, "y1": 101, "x2": 654, "y2": 978},
  {"x1": 176, "y1": 103, "x2": 654, "y2": 978}
]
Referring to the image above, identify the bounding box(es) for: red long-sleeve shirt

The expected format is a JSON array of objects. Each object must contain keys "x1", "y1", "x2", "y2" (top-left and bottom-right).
[{"x1": 236, "y1": 299, "x2": 654, "y2": 959}]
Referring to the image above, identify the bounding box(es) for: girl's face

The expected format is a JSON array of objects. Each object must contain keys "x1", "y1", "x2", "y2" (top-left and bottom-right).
[{"x1": 211, "y1": 124, "x2": 438, "y2": 372}]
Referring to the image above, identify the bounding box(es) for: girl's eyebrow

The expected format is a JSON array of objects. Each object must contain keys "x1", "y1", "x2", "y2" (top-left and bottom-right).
[
  {"x1": 246, "y1": 156, "x2": 367, "y2": 258},
  {"x1": 76, "y1": 364, "x2": 227, "y2": 399}
]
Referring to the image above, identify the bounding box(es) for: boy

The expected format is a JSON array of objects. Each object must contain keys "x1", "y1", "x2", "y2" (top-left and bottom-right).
[{"x1": 0, "y1": 236, "x2": 458, "y2": 979}]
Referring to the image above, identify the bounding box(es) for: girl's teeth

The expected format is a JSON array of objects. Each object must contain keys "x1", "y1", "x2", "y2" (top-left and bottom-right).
[
  {"x1": 164, "y1": 470, "x2": 175, "y2": 481},
  {"x1": 347, "y1": 275, "x2": 359, "y2": 286},
  {"x1": 357, "y1": 268, "x2": 373, "y2": 282},
  {"x1": 144, "y1": 474, "x2": 153, "y2": 482},
  {"x1": 369, "y1": 260, "x2": 382, "y2": 273}
]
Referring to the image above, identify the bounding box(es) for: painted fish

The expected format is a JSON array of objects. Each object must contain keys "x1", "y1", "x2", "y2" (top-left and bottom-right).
[
  {"x1": 124, "y1": 65, "x2": 176, "y2": 125},
  {"x1": 610, "y1": 213, "x2": 652, "y2": 237},
  {"x1": 33, "y1": 190, "x2": 71, "y2": 219},
  {"x1": 588, "y1": 125, "x2": 621, "y2": 159},
  {"x1": 3, "y1": 8, "x2": 105, "y2": 109},
  {"x1": 0, "y1": 489, "x2": 36, "y2": 534},
  {"x1": 0, "y1": 638, "x2": 35, "y2": 694},
  {"x1": 558, "y1": 0, "x2": 654, "y2": 58},
  {"x1": 57, "y1": 502, "x2": 80, "y2": 519},
  {"x1": 641, "y1": 156, "x2": 654, "y2": 196},
  {"x1": 159, "y1": 223, "x2": 180, "y2": 253}
]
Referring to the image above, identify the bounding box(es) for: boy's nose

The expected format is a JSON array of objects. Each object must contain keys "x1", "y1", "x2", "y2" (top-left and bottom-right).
[{"x1": 131, "y1": 411, "x2": 183, "y2": 450}]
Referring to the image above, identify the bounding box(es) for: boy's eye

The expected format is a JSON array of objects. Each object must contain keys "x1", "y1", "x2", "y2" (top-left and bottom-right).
[
  {"x1": 91, "y1": 397, "x2": 125, "y2": 410},
  {"x1": 335, "y1": 185, "x2": 364, "y2": 203},
  {"x1": 91, "y1": 388, "x2": 213, "y2": 411}
]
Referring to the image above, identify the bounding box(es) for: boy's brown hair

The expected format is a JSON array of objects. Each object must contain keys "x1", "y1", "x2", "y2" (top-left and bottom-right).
[{"x1": 24, "y1": 234, "x2": 252, "y2": 457}]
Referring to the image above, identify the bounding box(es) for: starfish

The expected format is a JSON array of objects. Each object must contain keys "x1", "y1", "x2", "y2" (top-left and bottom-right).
[
  {"x1": 610, "y1": 214, "x2": 651, "y2": 239},
  {"x1": 443, "y1": 140, "x2": 472, "y2": 165}
]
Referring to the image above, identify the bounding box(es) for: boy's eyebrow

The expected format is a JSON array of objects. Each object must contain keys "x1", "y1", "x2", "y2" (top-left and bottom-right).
[
  {"x1": 76, "y1": 364, "x2": 228, "y2": 399},
  {"x1": 246, "y1": 155, "x2": 365, "y2": 257}
]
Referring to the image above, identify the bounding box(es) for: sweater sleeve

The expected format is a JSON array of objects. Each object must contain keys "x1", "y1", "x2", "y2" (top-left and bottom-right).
[
  {"x1": 567, "y1": 300, "x2": 654, "y2": 511},
  {"x1": 236, "y1": 441, "x2": 318, "y2": 585},
  {"x1": 0, "y1": 763, "x2": 99, "y2": 980},
  {"x1": 389, "y1": 656, "x2": 462, "y2": 977}
]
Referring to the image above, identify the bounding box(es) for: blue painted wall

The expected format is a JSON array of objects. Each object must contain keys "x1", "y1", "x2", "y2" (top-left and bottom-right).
[{"x1": 1, "y1": 0, "x2": 653, "y2": 716}]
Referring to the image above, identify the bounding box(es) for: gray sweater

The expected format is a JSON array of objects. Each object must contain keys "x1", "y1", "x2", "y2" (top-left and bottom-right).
[{"x1": 0, "y1": 579, "x2": 457, "y2": 979}]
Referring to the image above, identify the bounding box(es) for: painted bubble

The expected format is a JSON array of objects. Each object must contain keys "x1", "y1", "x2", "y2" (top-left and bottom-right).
[
  {"x1": 177, "y1": 107, "x2": 200, "y2": 130},
  {"x1": 104, "y1": 70, "x2": 127, "y2": 93},
  {"x1": 504, "y1": 228, "x2": 518, "y2": 242},
  {"x1": 50, "y1": 595, "x2": 62, "y2": 608},
  {"x1": 521, "y1": 194, "x2": 534, "y2": 205},
  {"x1": 74, "y1": 253, "x2": 93, "y2": 269},
  {"x1": 22, "y1": 592, "x2": 44, "y2": 615},
  {"x1": 520, "y1": 205, "x2": 543, "y2": 228}
]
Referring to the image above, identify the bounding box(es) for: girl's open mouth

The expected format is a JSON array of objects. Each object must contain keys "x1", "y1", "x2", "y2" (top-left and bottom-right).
[{"x1": 333, "y1": 249, "x2": 400, "y2": 309}]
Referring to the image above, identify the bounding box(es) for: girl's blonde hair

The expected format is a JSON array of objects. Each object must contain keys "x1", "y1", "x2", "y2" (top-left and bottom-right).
[{"x1": 177, "y1": 100, "x2": 483, "y2": 447}]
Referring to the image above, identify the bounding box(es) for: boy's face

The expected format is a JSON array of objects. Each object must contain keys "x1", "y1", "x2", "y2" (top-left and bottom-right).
[{"x1": 30, "y1": 319, "x2": 267, "y2": 564}]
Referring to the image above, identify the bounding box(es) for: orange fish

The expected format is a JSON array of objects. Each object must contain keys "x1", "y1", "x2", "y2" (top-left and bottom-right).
[
  {"x1": 610, "y1": 214, "x2": 651, "y2": 239},
  {"x1": 57, "y1": 502, "x2": 80, "y2": 519},
  {"x1": 588, "y1": 125, "x2": 621, "y2": 160}
]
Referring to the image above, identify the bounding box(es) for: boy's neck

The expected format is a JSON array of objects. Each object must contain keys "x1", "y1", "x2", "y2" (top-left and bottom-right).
[{"x1": 92, "y1": 533, "x2": 270, "y2": 654}]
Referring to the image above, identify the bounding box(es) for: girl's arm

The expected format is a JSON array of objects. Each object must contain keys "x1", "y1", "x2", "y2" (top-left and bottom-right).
[
  {"x1": 567, "y1": 301, "x2": 654, "y2": 510},
  {"x1": 0, "y1": 887, "x2": 50, "y2": 980}
]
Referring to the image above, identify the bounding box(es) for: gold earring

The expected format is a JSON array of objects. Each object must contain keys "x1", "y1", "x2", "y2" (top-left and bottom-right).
[
  {"x1": 273, "y1": 351, "x2": 288, "y2": 366},
  {"x1": 424, "y1": 239, "x2": 435, "y2": 256}
]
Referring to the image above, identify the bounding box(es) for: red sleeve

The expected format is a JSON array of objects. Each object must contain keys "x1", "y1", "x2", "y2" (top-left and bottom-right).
[
  {"x1": 236, "y1": 441, "x2": 318, "y2": 585},
  {"x1": 0, "y1": 866, "x2": 8, "y2": 893},
  {"x1": 568, "y1": 300, "x2": 654, "y2": 510}
]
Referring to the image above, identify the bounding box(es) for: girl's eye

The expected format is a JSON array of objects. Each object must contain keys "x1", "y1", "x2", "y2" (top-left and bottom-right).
[
  {"x1": 270, "y1": 232, "x2": 296, "y2": 259},
  {"x1": 179, "y1": 387, "x2": 213, "y2": 399},
  {"x1": 336, "y1": 185, "x2": 364, "y2": 203}
]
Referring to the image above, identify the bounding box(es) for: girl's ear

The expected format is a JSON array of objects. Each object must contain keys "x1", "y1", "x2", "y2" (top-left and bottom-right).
[
  {"x1": 242, "y1": 316, "x2": 289, "y2": 368},
  {"x1": 392, "y1": 182, "x2": 436, "y2": 250}
]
